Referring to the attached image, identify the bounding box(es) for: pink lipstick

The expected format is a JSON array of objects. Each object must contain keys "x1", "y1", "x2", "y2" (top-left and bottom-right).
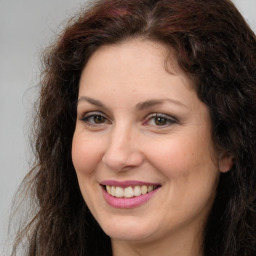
[{"x1": 100, "y1": 180, "x2": 161, "y2": 209}]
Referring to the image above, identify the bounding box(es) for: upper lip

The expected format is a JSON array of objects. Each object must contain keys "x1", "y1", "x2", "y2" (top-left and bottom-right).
[{"x1": 100, "y1": 180, "x2": 161, "y2": 188}]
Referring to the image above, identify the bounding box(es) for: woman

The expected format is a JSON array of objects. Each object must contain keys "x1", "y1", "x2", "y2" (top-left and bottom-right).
[{"x1": 12, "y1": 0, "x2": 256, "y2": 255}]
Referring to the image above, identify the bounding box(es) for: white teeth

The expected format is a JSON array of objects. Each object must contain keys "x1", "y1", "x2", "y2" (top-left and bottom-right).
[
  {"x1": 105, "y1": 185, "x2": 157, "y2": 198},
  {"x1": 124, "y1": 186, "x2": 134, "y2": 198},
  {"x1": 148, "y1": 185, "x2": 153, "y2": 192},
  {"x1": 134, "y1": 186, "x2": 142, "y2": 196},
  {"x1": 115, "y1": 187, "x2": 124, "y2": 198},
  {"x1": 141, "y1": 185, "x2": 148, "y2": 195},
  {"x1": 110, "y1": 186, "x2": 116, "y2": 197},
  {"x1": 106, "y1": 185, "x2": 111, "y2": 194}
]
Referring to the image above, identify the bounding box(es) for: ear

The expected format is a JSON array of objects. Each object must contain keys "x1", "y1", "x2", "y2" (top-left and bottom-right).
[{"x1": 218, "y1": 152, "x2": 234, "y2": 173}]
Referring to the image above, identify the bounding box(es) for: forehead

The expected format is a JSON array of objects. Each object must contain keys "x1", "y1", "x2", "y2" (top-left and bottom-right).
[
  {"x1": 77, "y1": 38, "x2": 203, "y2": 118},
  {"x1": 79, "y1": 38, "x2": 193, "y2": 91}
]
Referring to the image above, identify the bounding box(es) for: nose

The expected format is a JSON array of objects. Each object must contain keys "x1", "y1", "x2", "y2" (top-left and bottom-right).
[{"x1": 102, "y1": 125, "x2": 144, "y2": 171}]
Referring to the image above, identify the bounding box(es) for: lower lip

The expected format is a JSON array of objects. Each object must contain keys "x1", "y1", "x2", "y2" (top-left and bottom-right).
[{"x1": 102, "y1": 187, "x2": 160, "y2": 209}]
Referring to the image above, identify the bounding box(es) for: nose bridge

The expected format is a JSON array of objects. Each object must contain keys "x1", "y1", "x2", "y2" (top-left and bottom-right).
[
  {"x1": 111, "y1": 123, "x2": 131, "y2": 150},
  {"x1": 102, "y1": 122, "x2": 143, "y2": 170}
]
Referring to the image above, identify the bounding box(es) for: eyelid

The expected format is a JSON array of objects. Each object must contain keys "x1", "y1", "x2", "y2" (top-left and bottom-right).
[
  {"x1": 143, "y1": 113, "x2": 178, "y2": 126},
  {"x1": 80, "y1": 111, "x2": 110, "y2": 125}
]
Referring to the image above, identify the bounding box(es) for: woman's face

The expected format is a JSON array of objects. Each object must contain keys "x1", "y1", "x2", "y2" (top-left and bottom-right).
[{"x1": 72, "y1": 39, "x2": 230, "y2": 249}]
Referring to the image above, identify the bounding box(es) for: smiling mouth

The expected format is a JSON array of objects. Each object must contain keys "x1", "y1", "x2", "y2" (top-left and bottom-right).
[{"x1": 102, "y1": 185, "x2": 160, "y2": 198}]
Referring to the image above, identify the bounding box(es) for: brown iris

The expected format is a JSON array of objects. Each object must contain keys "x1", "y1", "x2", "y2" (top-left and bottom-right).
[{"x1": 154, "y1": 116, "x2": 167, "y2": 126}]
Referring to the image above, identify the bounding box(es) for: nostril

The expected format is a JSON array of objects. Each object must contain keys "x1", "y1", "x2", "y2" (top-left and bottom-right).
[{"x1": 102, "y1": 149, "x2": 144, "y2": 171}]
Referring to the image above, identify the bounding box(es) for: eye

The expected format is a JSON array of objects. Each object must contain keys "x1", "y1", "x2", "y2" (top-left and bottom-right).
[
  {"x1": 143, "y1": 113, "x2": 177, "y2": 127},
  {"x1": 81, "y1": 112, "x2": 110, "y2": 126}
]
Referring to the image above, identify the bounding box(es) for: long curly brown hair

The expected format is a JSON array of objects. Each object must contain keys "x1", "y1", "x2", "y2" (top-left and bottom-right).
[{"x1": 12, "y1": 0, "x2": 256, "y2": 255}]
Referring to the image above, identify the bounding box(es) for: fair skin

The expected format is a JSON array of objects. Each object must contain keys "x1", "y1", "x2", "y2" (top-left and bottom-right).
[{"x1": 72, "y1": 39, "x2": 232, "y2": 256}]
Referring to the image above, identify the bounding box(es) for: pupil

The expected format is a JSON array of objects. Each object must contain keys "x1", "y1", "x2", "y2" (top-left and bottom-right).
[
  {"x1": 155, "y1": 117, "x2": 166, "y2": 125},
  {"x1": 94, "y1": 116, "x2": 104, "y2": 124}
]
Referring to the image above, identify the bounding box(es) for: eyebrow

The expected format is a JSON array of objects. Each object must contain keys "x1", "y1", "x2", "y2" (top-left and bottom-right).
[
  {"x1": 136, "y1": 98, "x2": 187, "y2": 110},
  {"x1": 77, "y1": 96, "x2": 106, "y2": 108},
  {"x1": 77, "y1": 96, "x2": 187, "y2": 110}
]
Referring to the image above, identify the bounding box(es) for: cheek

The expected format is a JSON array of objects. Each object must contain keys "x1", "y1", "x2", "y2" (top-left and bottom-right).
[
  {"x1": 145, "y1": 129, "x2": 219, "y2": 196},
  {"x1": 148, "y1": 138, "x2": 213, "y2": 175},
  {"x1": 146, "y1": 135, "x2": 219, "y2": 222},
  {"x1": 71, "y1": 132, "x2": 104, "y2": 209},
  {"x1": 71, "y1": 132, "x2": 104, "y2": 176}
]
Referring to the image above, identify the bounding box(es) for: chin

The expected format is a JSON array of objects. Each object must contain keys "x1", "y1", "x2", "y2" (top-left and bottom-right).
[{"x1": 98, "y1": 215, "x2": 157, "y2": 242}]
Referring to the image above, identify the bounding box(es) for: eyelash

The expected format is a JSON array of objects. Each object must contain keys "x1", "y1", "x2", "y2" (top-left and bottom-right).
[
  {"x1": 142, "y1": 113, "x2": 177, "y2": 127},
  {"x1": 80, "y1": 112, "x2": 177, "y2": 128},
  {"x1": 80, "y1": 111, "x2": 109, "y2": 126}
]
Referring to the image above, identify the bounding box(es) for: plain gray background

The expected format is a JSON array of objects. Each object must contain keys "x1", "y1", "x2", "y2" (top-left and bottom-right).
[{"x1": 1, "y1": 0, "x2": 255, "y2": 255}]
